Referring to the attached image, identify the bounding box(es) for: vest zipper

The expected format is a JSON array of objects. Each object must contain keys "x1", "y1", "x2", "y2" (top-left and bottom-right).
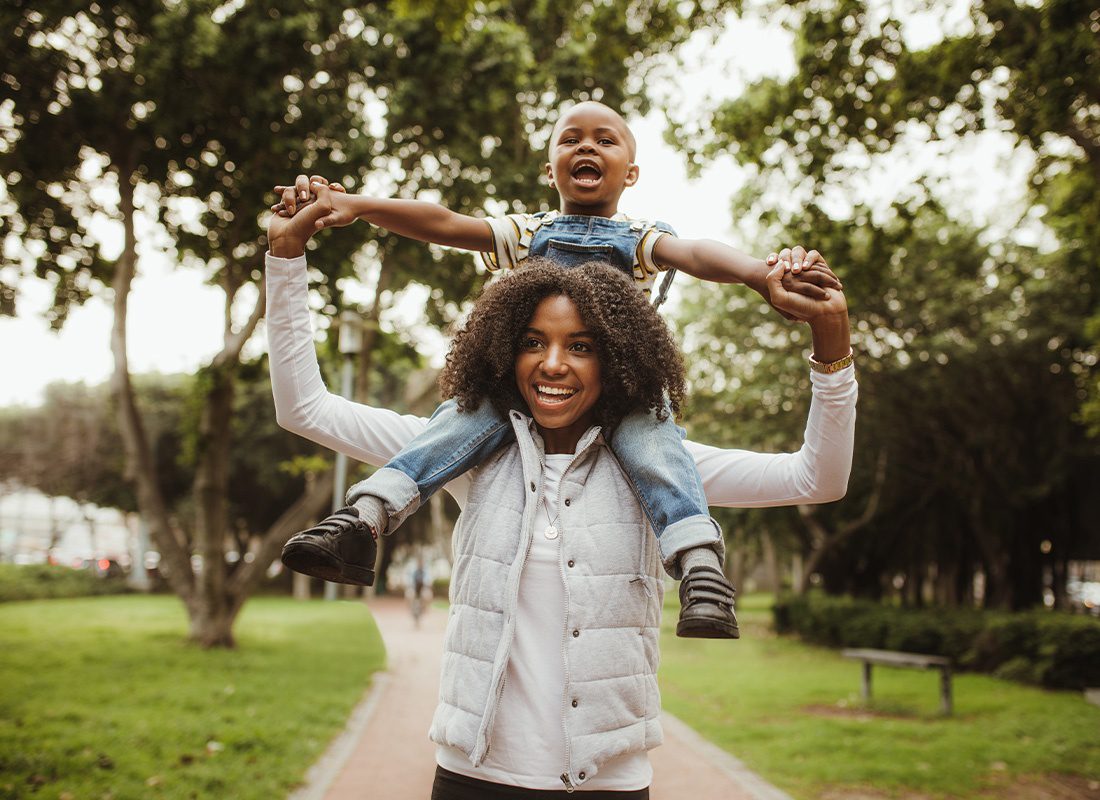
[
  {"x1": 558, "y1": 508, "x2": 574, "y2": 792},
  {"x1": 555, "y1": 435, "x2": 600, "y2": 791}
]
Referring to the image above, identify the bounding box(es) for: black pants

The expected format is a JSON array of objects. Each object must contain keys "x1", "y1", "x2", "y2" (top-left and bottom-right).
[{"x1": 431, "y1": 767, "x2": 650, "y2": 799}]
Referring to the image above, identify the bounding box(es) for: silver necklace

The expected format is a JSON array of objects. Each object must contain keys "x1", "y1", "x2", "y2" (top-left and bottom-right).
[{"x1": 541, "y1": 493, "x2": 562, "y2": 540}]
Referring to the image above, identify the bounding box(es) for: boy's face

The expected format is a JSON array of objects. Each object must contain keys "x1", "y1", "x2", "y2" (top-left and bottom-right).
[{"x1": 545, "y1": 102, "x2": 638, "y2": 217}]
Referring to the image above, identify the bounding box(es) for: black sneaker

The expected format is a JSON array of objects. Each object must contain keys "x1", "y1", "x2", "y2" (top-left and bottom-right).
[
  {"x1": 676, "y1": 565, "x2": 740, "y2": 639},
  {"x1": 280, "y1": 507, "x2": 377, "y2": 586}
]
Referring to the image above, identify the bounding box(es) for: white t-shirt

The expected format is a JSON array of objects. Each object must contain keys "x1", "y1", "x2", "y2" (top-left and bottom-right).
[{"x1": 436, "y1": 454, "x2": 651, "y2": 790}]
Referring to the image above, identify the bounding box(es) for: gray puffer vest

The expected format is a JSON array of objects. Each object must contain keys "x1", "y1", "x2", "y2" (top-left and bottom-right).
[{"x1": 429, "y1": 410, "x2": 666, "y2": 790}]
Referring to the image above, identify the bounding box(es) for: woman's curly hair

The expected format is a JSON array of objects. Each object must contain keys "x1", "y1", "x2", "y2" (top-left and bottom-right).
[{"x1": 439, "y1": 258, "x2": 686, "y2": 430}]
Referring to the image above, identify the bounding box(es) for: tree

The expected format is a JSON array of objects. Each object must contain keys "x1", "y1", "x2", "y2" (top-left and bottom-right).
[
  {"x1": 2, "y1": 0, "x2": 739, "y2": 644},
  {"x1": 663, "y1": 0, "x2": 1100, "y2": 609}
]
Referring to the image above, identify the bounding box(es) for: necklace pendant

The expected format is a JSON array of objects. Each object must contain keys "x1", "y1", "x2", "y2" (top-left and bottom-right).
[{"x1": 544, "y1": 524, "x2": 559, "y2": 540}]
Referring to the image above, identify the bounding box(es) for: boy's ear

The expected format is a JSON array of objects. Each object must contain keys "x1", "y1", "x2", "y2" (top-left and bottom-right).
[
  {"x1": 545, "y1": 161, "x2": 555, "y2": 188},
  {"x1": 624, "y1": 162, "x2": 639, "y2": 187}
]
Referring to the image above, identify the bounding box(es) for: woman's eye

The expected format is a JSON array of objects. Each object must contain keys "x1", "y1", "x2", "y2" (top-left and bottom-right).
[
  {"x1": 570, "y1": 341, "x2": 593, "y2": 353},
  {"x1": 522, "y1": 337, "x2": 543, "y2": 350},
  {"x1": 598, "y1": 138, "x2": 614, "y2": 145}
]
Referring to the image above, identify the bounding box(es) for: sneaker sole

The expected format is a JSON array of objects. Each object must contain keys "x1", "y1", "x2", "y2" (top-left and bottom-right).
[
  {"x1": 281, "y1": 540, "x2": 376, "y2": 586},
  {"x1": 676, "y1": 614, "x2": 740, "y2": 639}
]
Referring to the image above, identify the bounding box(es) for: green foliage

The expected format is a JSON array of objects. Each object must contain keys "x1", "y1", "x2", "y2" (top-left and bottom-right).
[
  {"x1": 679, "y1": 194, "x2": 1100, "y2": 607},
  {"x1": 0, "y1": 378, "x2": 192, "y2": 512},
  {"x1": 661, "y1": 594, "x2": 1100, "y2": 798},
  {"x1": 671, "y1": 0, "x2": 1099, "y2": 424},
  {"x1": 0, "y1": 595, "x2": 384, "y2": 799},
  {"x1": 670, "y1": 1, "x2": 1100, "y2": 609},
  {"x1": 0, "y1": 564, "x2": 130, "y2": 603},
  {"x1": 772, "y1": 593, "x2": 1100, "y2": 690}
]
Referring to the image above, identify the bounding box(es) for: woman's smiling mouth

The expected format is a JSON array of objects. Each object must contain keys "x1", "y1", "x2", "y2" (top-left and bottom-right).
[{"x1": 535, "y1": 383, "x2": 578, "y2": 405}]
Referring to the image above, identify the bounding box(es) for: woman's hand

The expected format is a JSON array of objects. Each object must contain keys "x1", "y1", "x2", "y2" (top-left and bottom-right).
[
  {"x1": 766, "y1": 245, "x2": 842, "y2": 289},
  {"x1": 267, "y1": 181, "x2": 344, "y2": 258},
  {"x1": 765, "y1": 258, "x2": 851, "y2": 363},
  {"x1": 270, "y1": 174, "x2": 347, "y2": 217},
  {"x1": 765, "y1": 257, "x2": 847, "y2": 320}
]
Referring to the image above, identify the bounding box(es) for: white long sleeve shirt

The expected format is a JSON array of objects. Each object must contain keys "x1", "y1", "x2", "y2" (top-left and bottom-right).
[{"x1": 265, "y1": 253, "x2": 857, "y2": 789}]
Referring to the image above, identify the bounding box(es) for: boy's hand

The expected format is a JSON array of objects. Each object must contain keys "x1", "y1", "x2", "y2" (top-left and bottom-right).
[
  {"x1": 272, "y1": 180, "x2": 358, "y2": 233},
  {"x1": 267, "y1": 186, "x2": 332, "y2": 258},
  {"x1": 270, "y1": 174, "x2": 347, "y2": 217},
  {"x1": 761, "y1": 245, "x2": 842, "y2": 320},
  {"x1": 765, "y1": 246, "x2": 842, "y2": 292},
  {"x1": 764, "y1": 258, "x2": 848, "y2": 322}
]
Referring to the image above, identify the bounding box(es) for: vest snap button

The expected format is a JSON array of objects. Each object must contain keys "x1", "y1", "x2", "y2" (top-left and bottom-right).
[
  {"x1": 567, "y1": 560, "x2": 575, "y2": 568},
  {"x1": 564, "y1": 499, "x2": 571, "y2": 506},
  {"x1": 530, "y1": 482, "x2": 535, "y2": 491},
  {"x1": 579, "y1": 771, "x2": 586, "y2": 780},
  {"x1": 572, "y1": 629, "x2": 579, "y2": 638},
  {"x1": 571, "y1": 698, "x2": 578, "y2": 707}
]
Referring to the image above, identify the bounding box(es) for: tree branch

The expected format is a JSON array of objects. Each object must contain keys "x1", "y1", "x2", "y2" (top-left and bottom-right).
[
  {"x1": 797, "y1": 449, "x2": 889, "y2": 590},
  {"x1": 213, "y1": 277, "x2": 266, "y2": 369},
  {"x1": 1065, "y1": 121, "x2": 1100, "y2": 180},
  {"x1": 227, "y1": 468, "x2": 335, "y2": 602}
]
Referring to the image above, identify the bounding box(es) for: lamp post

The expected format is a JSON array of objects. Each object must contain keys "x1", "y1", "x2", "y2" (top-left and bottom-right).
[{"x1": 325, "y1": 310, "x2": 362, "y2": 601}]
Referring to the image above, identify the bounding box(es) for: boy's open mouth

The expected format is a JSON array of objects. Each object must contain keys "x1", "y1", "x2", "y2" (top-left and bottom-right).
[{"x1": 571, "y1": 160, "x2": 602, "y2": 185}]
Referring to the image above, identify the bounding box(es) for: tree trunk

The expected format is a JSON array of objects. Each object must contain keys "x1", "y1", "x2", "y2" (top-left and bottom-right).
[
  {"x1": 354, "y1": 260, "x2": 392, "y2": 403},
  {"x1": 760, "y1": 531, "x2": 780, "y2": 595},
  {"x1": 727, "y1": 541, "x2": 744, "y2": 594},
  {"x1": 108, "y1": 170, "x2": 195, "y2": 609},
  {"x1": 190, "y1": 363, "x2": 238, "y2": 647},
  {"x1": 229, "y1": 468, "x2": 335, "y2": 598},
  {"x1": 189, "y1": 603, "x2": 237, "y2": 648},
  {"x1": 790, "y1": 552, "x2": 804, "y2": 595}
]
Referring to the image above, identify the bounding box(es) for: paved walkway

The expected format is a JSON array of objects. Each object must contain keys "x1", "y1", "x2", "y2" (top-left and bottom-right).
[{"x1": 292, "y1": 596, "x2": 791, "y2": 800}]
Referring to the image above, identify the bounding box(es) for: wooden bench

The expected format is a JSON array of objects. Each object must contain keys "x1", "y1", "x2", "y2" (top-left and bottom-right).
[{"x1": 841, "y1": 648, "x2": 953, "y2": 714}]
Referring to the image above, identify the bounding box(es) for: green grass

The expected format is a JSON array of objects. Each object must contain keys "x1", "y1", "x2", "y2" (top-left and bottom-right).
[
  {"x1": 0, "y1": 595, "x2": 385, "y2": 800},
  {"x1": 658, "y1": 592, "x2": 1100, "y2": 799}
]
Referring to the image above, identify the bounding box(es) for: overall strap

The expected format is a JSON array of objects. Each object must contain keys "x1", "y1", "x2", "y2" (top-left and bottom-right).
[{"x1": 652, "y1": 268, "x2": 676, "y2": 309}]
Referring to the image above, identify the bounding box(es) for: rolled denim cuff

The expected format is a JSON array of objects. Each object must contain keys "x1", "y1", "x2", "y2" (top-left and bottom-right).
[
  {"x1": 346, "y1": 467, "x2": 421, "y2": 534},
  {"x1": 658, "y1": 515, "x2": 724, "y2": 580}
]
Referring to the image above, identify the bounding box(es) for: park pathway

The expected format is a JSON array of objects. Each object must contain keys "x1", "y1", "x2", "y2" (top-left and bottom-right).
[{"x1": 292, "y1": 596, "x2": 792, "y2": 800}]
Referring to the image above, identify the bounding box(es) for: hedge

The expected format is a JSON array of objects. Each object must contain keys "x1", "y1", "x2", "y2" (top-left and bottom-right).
[
  {"x1": 0, "y1": 563, "x2": 131, "y2": 602},
  {"x1": 772, "y1": 593, "x2": 1100, "y2": 691}
]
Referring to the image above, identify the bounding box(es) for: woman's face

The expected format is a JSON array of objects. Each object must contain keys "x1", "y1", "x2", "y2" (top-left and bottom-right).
[{"x1": 514, "y1": 294, "x2": 602, "y2": 453}]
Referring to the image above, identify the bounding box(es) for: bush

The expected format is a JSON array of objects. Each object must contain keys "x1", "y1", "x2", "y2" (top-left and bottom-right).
[
  {"x1": 0, "y1": 563, "x2": 131, "y2": 602},
  {"x1": 772, "y1": 593, "x2": 1100, "y2": 691}
]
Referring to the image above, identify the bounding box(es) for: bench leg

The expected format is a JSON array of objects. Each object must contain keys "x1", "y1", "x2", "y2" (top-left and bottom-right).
[
  {"x1": 940, "y1": 667, "x2": 953, "y2": 715},
  {"x1": 861, "y1": 662, "x2": 872, "y2": 703}
]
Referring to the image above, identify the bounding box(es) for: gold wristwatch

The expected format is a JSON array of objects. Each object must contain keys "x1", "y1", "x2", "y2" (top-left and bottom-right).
[{"x1": 808, "y1": 349, "x2": 854, "y2": 374}]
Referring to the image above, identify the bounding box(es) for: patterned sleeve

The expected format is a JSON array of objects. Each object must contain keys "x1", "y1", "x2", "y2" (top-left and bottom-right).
[
  {"x1": 479, "y1": 213, "x2": 538, "y2": 272},
  {"x1": 635, "y1": 220, "x2": 677, "y2": 277}
]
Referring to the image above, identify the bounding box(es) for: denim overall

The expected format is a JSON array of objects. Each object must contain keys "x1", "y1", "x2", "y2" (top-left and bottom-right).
[{"x1": 348, "y1": 214, "x2": 720, "y2": 566}]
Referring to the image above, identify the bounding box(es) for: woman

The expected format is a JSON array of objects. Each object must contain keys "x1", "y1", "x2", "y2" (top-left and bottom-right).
[{"x1": 265, "y1": 203, "x2": 856, "y2": 798}]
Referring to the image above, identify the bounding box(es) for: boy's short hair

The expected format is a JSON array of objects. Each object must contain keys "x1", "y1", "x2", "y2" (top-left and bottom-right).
[{"x1": 549, "y1": 100, "x2": 637, "y2": 160}]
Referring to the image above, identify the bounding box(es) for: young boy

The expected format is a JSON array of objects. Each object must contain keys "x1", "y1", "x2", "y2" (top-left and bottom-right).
[{"x1": 273, "y1": 100, "x2": 838, "y2": 639}]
